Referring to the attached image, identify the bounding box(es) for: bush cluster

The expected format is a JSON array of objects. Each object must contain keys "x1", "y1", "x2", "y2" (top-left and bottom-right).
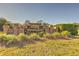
[
  {"x1": 29, "y1": 33, "x2": 41, "y2": 40},
  {"x1": 17, "y1": 33, "x2": 28, "y2": 41},
  {"x1": 56, "y1": 24, "x2": 78, "y2": 35},
  {"x1": 0, "y1": 31, "x2": 71, "y2": 47},
  {"x1": 0, "y1": 31, "x2": 71, "y2": 43},
  {"x1": 43, "y1": 31, "x2": 71, "y2": 39}
]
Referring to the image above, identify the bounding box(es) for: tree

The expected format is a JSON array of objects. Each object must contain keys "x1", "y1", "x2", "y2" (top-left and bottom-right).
[
  {"x1": 0, "y1": 17, "x2": 10, "y2": 31},
  {"x1": 61, "y1": 31, "x2": 70, "y2": 37},
  {"x1": 56, "y1": 24, "x2": 78, "y2": 35}
]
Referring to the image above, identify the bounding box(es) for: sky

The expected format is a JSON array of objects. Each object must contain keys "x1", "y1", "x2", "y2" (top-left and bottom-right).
[{"x1": 0, "y1": 3, "x2": 79, "y2": 24}]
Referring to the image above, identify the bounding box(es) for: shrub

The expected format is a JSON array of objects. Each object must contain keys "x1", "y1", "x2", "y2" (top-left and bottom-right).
[
  {"x1": 17, "y1": 33, "x2": 28, "y2": 41},
  {"x1": 77, "y1": 30, "x2": 79, "y2": 35},
  {"x1": 0, "y1": 32, "x2": 6, "y2": 35},
  {"x1": 61, "y1": 31, "x2": 71, "y2": 37},
  {"x1": 43, "y1": 33, "x2": 52, "y2": 39},
  {"x1": 0, "y1": 34, "x2": 17, "y2": 47},
  {"x1": 52, "y1": 32, "x2": 61, "y2": 39},
  {"x1": 0, "y1": 34, "x2": 7, "y2": 41},
  {"x1": 56, "y1": 24, "x2": 78, "y2": 35},
  {"x1": 0, "y1": 32, "x2": 7, "y2": 40},
  {"x1": 38, "y1": 32, "x2": 45, "y2": 37},
  {"x1": 29, "y1": 33, "x2": 40, "y2": 40},
  {"x1": 2, "y1": 34, "x2": 16, "y2": 42}
]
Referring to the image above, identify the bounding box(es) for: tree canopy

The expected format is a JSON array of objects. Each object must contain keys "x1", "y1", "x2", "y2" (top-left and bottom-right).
[
  {"x1": 56, "y1": 24, "x2": 78, "y2": 35},
  {"x1": 0, "y1": 17, "x2": 10, "y2": 31}
]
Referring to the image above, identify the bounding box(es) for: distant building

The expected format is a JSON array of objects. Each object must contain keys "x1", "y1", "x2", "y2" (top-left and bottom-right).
[
  {"x1": 23, "y1": 22, "x2": 57, "y2": 34},
  {"x1": 24, "y1": 23, "x2": 47, "y2": 34},
  {"x1": 3, "y1": 24, "x2": 10, "y2": 34},
  {"x1": 3, "y1": 22, "x2": 57, "y2": 35},
  {"x1": 3, "y1": 23, "x2": 24, "y2": 35}
]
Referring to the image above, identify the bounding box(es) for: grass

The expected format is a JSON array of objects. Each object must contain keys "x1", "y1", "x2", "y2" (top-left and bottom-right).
[{"x1": 0, "y1": 39, "x2": 79, "y2": 56}]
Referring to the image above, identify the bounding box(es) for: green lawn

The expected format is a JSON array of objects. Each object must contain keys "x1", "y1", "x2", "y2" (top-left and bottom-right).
[{"x1": 0, "y1": 39, "x2": 79, "y2": 56}]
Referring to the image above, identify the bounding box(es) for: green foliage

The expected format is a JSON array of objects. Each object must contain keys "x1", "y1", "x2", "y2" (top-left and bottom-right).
[
  {"x1": 0, "y1": 32, "x2": 6, "y2": 35},
  {"x1": 6, "y1": 35, "x2": 16, "y2": 41},
  {"x1": 17, "y1": 33, "x2": 28, "y2": 41},
  {"x1": 0, "y1": 18, "x2": 9, "y2": 25},
  {"x1": 56, "y1": 24, "x2": 78, "y2": 35},
  {"x1": 52, "y1": 32, "x2": 61, "y2": 39},
  {"x1": 29, "y1": 33, "x2": 40, "y2": 40},
  {"x1": 38, "y1": 32, "x2": 45, "y2": 37},
  {"x1": 61, "y1": 31, "x2": 70, "y2": 37},
  {"x1": 43, "y1": 33, "x2": 52, "y2": 39},
  {"x1": 0, "y1": 18, "x2": 10, "y2": 31},
  {"x1": 0, "y1": 34, "x2": 7, "y2": 40},
  {"x1": 0, "y1": 34, "x2": 16, "y2": 42},
  {"x1": 77, "y1": 30, "x2": 79, "y2": 35},
  {"x1": 43, "y1": 32, "x2": 71, "y2": 39}
]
